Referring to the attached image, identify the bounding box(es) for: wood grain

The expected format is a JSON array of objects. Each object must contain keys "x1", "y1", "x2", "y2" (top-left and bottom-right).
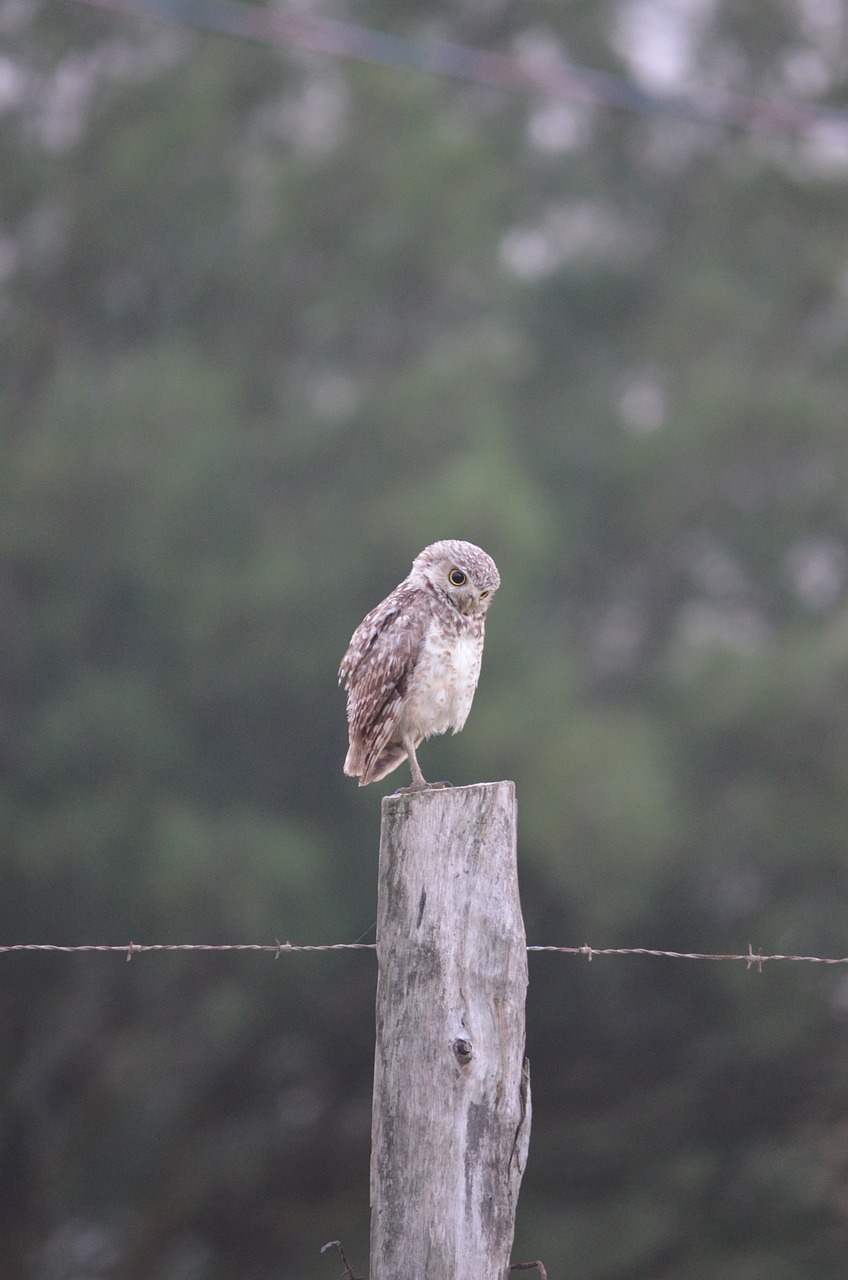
[{"x1": 370, "y1": 781, "x2": 530, "y2": 1279}]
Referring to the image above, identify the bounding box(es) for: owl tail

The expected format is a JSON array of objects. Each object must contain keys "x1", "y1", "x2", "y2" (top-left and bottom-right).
[
  {"x1": 344, "y1": 738, "x2": 409, "y2": 787},
  {"x1": 343, "y1": 741, "x2": 365, "y2": 778}
]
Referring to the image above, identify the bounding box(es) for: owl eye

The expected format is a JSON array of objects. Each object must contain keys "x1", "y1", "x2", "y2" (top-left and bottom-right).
[
  {"x1": 480, "y1": 590, "x2": 489, "y2": 599},
  {"x1": 449, "y1": 569, "x2": 467, "y2": 586}
]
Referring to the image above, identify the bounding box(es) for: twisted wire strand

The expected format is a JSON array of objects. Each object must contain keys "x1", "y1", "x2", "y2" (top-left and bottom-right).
[{"x1": 2, "y1": 940, "x2": 847, "y2": 968}]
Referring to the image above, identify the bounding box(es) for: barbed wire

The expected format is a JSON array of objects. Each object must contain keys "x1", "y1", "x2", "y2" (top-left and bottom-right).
[
  {"x1": 528, "y1": 943, "x2": 848, "y2": 972},
  {"x1": 73, "y1": 0, "x2": 848, "y2": 146},
  {"x1": 0, "y1": 940, "x2": 375, "y2": 961},
  {"x1": 2, "y1": 940, "x2": 848, "y2": 969}
]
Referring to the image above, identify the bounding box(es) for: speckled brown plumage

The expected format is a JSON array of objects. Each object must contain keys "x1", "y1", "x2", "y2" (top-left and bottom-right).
[{"x1": 338, "y1": 540, "x2": 500, "y2": 790}]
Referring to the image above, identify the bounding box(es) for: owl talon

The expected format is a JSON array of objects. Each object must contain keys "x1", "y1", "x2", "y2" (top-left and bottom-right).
[{"x1": 391, "y1": 780, "x2": 454, "y2": 795}]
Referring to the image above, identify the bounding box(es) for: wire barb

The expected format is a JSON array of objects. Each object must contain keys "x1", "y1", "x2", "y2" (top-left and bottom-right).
[{"x1": 320, "y1": 1240, "x2": 361, "y2": 1280}]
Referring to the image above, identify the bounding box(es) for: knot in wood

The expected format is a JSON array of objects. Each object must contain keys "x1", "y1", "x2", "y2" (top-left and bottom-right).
[{"x1": 452, "y1": 1037, "x2": 473, "y2": 1066}]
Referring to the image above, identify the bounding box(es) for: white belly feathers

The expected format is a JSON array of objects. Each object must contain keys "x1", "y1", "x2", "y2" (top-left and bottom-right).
[{"x1": 398, "y1": 627, "x2": 483, "y2": 741}]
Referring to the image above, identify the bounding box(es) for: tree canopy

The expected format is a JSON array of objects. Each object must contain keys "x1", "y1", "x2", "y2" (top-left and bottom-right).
[{"x1": 3, "y1": 1, "x2": 848, "y2": 1276}]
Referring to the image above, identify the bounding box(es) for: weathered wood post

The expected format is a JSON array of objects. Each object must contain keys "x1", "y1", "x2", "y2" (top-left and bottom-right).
[{"x1": 370, "y1": 781, "x2": 530, "y2": 1279}]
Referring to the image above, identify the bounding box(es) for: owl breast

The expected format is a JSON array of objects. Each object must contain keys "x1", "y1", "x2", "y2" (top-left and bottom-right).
[{"x1": 398, "y1": 623, "x2": 484, "y2": 741}]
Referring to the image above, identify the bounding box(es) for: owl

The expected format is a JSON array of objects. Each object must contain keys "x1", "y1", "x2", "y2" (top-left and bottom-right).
[{"x1": 339, "y1": 540, "x2": 500, "y2": 790}]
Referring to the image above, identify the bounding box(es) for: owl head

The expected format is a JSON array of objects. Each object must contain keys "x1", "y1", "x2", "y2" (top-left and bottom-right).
[{"x1": 410, "y1": 540, "x2": 500, "y2": 616}]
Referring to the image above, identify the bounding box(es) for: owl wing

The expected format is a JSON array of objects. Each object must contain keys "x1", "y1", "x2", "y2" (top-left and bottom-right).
[{"x1": 338, "y1": 584, "x2": 429, "y2": 778}]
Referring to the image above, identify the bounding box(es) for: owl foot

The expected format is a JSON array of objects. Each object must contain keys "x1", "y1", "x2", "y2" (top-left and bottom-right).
[{"x1": 392, "y1": 780, "x2": 454, "y2": 795}]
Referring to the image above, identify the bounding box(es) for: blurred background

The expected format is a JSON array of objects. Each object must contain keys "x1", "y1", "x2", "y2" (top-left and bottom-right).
[{"x1": 4, "y1": 0, "x2": 848, "y2": 1276}]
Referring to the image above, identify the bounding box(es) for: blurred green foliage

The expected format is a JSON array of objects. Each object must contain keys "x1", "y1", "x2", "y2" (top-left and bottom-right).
[{"x1": 3, "y1": 1, "x2": 848, "y2": 1276}]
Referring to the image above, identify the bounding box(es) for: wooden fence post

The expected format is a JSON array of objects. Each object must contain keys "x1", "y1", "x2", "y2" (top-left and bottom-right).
[{"x1": 370, "y1": 781, "x2": 530, "y2": 1279}]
